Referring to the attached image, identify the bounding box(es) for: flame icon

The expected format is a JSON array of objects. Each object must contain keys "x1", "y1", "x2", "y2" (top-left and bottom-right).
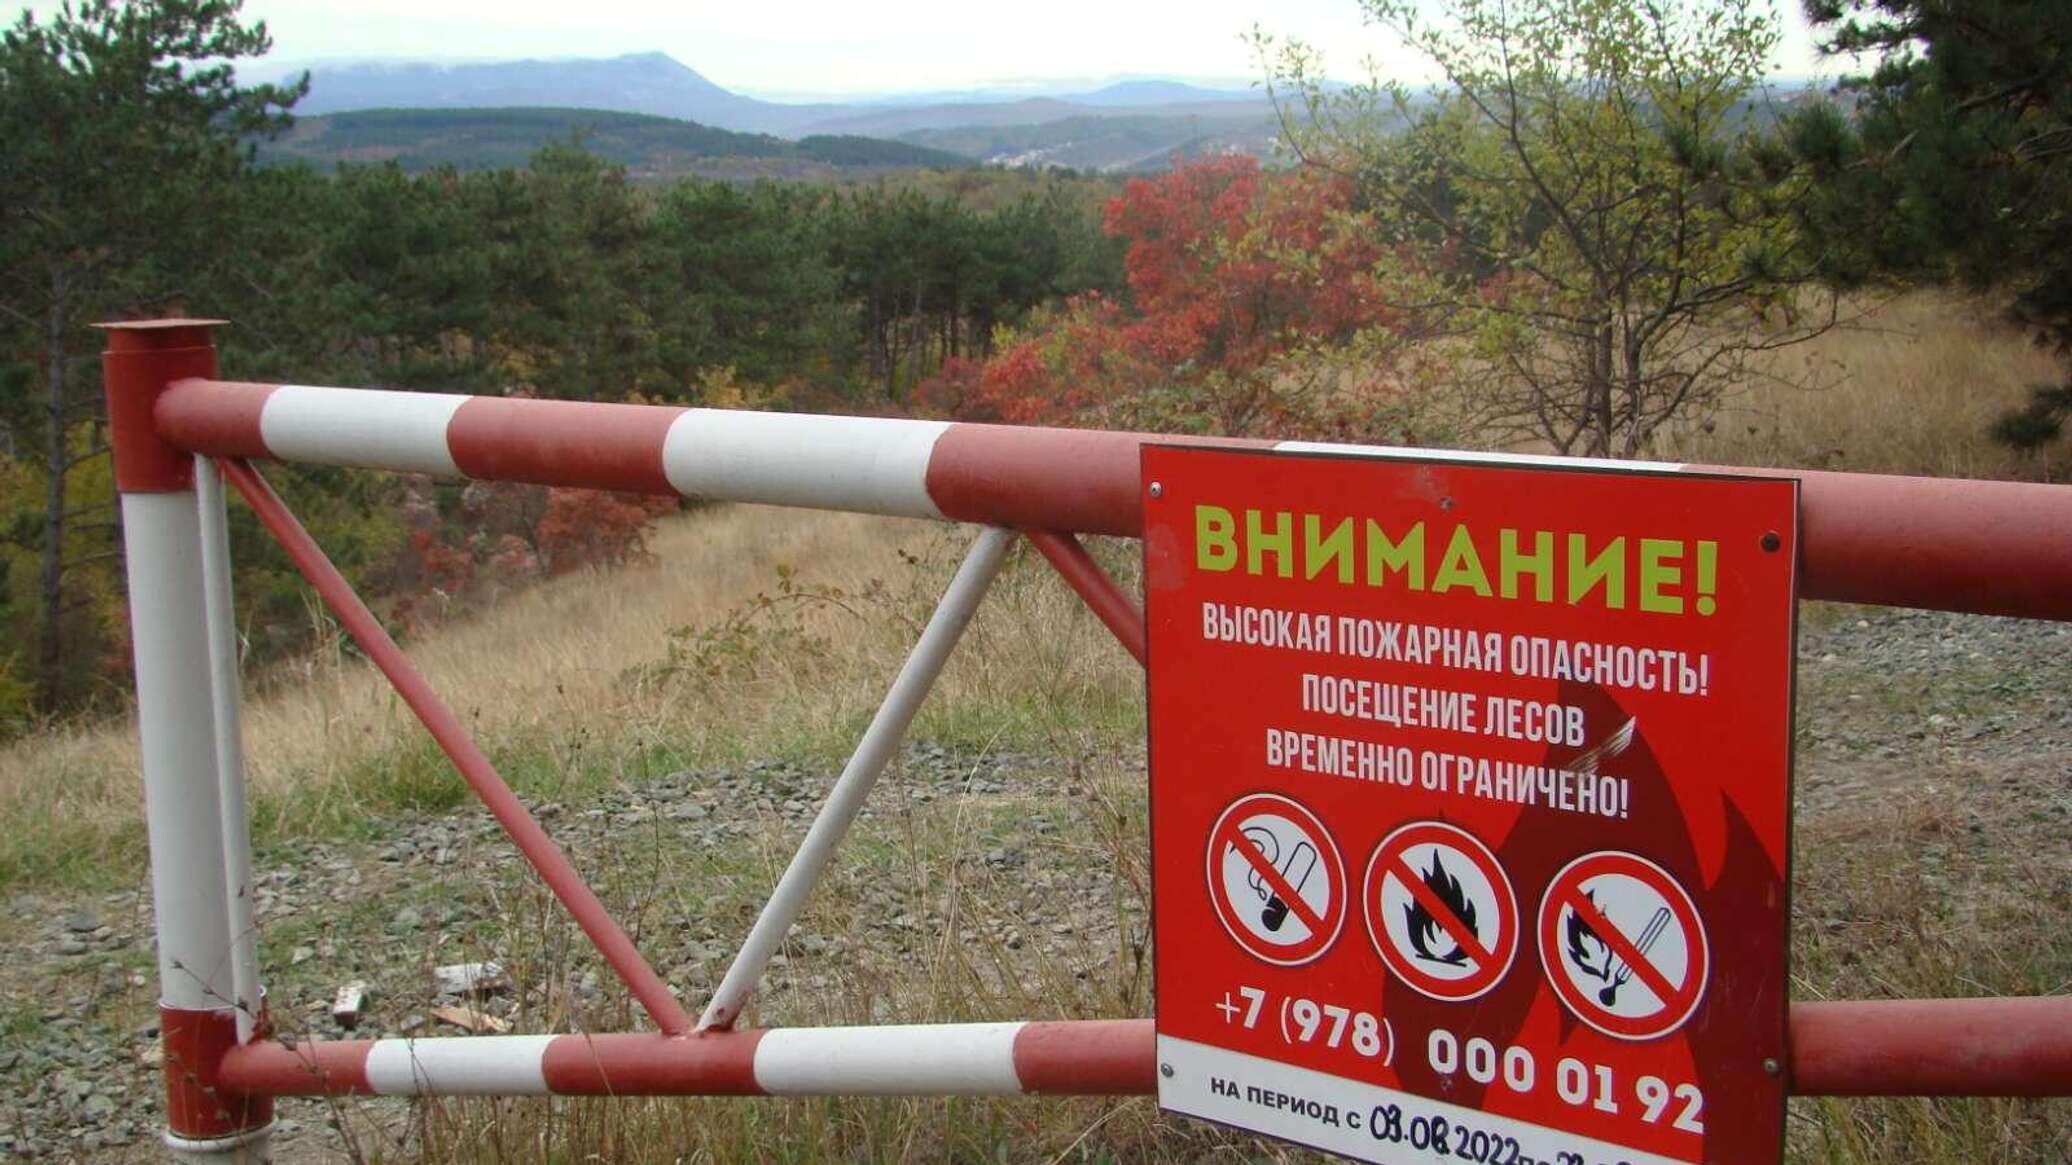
[{"x1": 1403, "y1": 850, "x2": 1478, "y2": 964}]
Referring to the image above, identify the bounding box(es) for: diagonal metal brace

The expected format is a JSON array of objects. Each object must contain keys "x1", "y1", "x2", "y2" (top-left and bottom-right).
[
  {"x1": 699, "y1": 525, "x2": 1016, "y2": 1031},
  {"x1": 218, "y1": 457, "x2": 696, "y2": 1037}
]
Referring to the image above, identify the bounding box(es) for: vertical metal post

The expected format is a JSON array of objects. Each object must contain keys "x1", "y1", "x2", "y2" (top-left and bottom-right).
[
  {"x1": 99, "y1": 321, "x2": 273, "y2": 1162},
  {"x1": 196, "y1": 457, "x2": 262, "y2": 1042},
  {"x1": 700, "y1": 525, "x2": 1015, "y2": 1031}
]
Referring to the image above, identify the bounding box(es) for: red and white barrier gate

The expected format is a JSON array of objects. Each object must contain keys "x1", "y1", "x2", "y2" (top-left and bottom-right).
[{"x1": 98, "y1": 320, "x2": 2072, "y2": 1162}]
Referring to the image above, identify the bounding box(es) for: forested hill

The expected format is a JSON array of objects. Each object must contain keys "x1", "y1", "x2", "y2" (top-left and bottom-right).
[{"x1": 259, "y1": 107, "x2": 972, "y2": 177}]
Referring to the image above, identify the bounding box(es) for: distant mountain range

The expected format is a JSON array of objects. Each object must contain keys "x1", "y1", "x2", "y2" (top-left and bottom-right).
[
  {"x1": 292, "y1": 53, "x2": 837, "y2": 135},
  {"x1": 260, "y1": 107, "x2": 970, "y2": 179},
  {"x1": 263, "y1": 54, "x2": 1823, "y2": 178},
  {"x1": 286, "y1": 52, "x2": 1283, "y2": 160}
]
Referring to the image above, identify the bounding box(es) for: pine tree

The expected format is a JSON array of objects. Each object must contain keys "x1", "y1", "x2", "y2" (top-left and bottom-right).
[
  {"x1": 0, "y1": 0, "x2": 303, "y2": 712},
  {"x1": 1798, "y1": 0, "x2": 2072, "y2": 448}
]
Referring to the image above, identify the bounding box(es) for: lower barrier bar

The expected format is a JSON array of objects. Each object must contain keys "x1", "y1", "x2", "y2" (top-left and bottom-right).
[
  {"x1": 220, "y1": 998, "x2": 2072, "y2": 1100},
  {"x1": 1788, "y1": 996, "x2": 2072, "y2": 1097},
  {"x1": 217, "y1": 458, "x2": 694, "y2": 1037},
  {"x1": 1026, "y1": 531, "x2": 1147, "y2": 666},
  {"x1": 220, "y1": 1020, "x2": 1150, "y2": 1098}
]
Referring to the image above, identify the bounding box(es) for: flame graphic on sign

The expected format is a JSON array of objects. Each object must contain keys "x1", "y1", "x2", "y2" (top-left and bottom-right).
[
  {"x1": 1404, "y1": 851, "x2": 1477, "y2": 964},
  {"x1": 1566, "y1": 892, "x2": 1611, "y2": 978}
]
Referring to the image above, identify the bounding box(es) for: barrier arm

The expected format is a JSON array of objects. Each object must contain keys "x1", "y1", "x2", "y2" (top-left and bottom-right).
[
  {"x1": 217, "y1": 1000, "x2": 2072, "y2": 1099},
  {"x1": 154, "y1": 380, "x2": 2072, "y2": 622},
  {"x1": 100, "y1": 334, "x2": 2072, "y2": 1131}
]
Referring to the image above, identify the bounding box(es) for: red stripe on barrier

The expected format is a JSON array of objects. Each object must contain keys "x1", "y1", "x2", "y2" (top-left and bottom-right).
[
  {"x1": 1026, "y1": 531, "x2": 1148, "y2": 666},
  {"x1": 926, "y1": 424, "x2": 1271, "y2": 536},
  {"x1": 162, "y1": 1005, "x2": 273, "y2": 1137},
  {"x1": 217, "y1": 458, "x2": 695, "y2": 1037},
  {"x1": 1707, "y1": 464, "x2": 2072, "y2": 622},
  {"x1": 448, "y1": 397, "x2": 684, "y2": 494},
  {"x1": 100, "y1": 330, "x2": 227, "y2": 492},
  {"x1": 1013, "y1": 1019, "x2": 1157, "y2": 1094},
  {"x1": 1788, "y1": 996, "x2": 2072, "y2": 1097},
  {"x1": 219, "y1": 1038, "x2": 376, "y2": 1098},
  {"x1": 154, "y1": 379, "x2": 276, "y2": 462},
  {"x1": 540, "y1": 1031, "x2": 766, "y2": 1095}
]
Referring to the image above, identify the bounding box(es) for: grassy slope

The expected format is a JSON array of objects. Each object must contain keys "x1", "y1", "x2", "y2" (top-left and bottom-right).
[
  {"x1": 0, "y1": 291, "x2": 2066, "y2": 1161},
  {"x1": 1654, "y1": 292, "x2": 2070, "y2": 480}
]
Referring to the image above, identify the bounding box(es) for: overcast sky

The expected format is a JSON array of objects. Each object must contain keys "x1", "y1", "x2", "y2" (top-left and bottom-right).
[{"x1": 5, "y1": 0, "x2": 1840, "y2": 98}]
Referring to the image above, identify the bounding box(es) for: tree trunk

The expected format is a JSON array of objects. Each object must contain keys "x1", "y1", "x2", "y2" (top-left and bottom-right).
[
  {"x1": 881, "y1": 291, "x2": 902, "y2": 401},
  {"x1": 868, "y1": 291, "x2": 889, "y2": 398},
  {"x1": 36, "y1": 268, "x2": 68, "y2": 715},
  {"x1": 1587, "y1": 324, "x2": 1616, "y2": 457},
  {"x1": 1618, "y1": 331, "x2": 1650, "y2": 460}
]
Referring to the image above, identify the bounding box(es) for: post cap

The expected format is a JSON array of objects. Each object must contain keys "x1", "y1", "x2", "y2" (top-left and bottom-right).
[
  {"x1": 94, "y1": 318, "x2": 228, "y2": 354},
  {"x1": 92, "y1": 318, "x2": 231, "y2": 330}
]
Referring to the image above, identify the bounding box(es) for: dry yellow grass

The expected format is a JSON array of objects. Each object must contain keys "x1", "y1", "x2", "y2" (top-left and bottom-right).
[
  {"x1": 0, "y1": 503, "x2": 1141, "y2": 884},
  {"x1": 1658, "y1": 290, "x2": 2069, "y2": 480},
  {"x1": 7, "y1": 506, "x2": 898, "y2": 787},
  {"x1": 0, "y1": 510, "x2": 844, "y2": 843}
]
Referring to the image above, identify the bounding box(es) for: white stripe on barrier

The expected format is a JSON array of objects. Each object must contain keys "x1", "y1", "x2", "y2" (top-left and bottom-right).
[
  {"x1": 1273, "y1": 440, "x2": 1685, "y2": 474},
  {"x1": 753, "y1": 1022, "x2": 1025, "y2": 1095},
  {"x1": 122, "y1": 491, "x2": 239, "y2": 1012},
  {"x1": 365, "y1": 1036, "x2": 555, "y2": 1095},
  {"x1": 662, "y1": 409, "x2": 948, "y2": 518},
  {"x1": 261, "y1": 385, "x2": 468, "y2": 478}
]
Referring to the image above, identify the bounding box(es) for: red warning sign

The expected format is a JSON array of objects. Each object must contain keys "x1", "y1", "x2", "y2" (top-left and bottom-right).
[
  {"x1": 1144, "y1": 444, "x2": 1798, "y2": 1165},
  {"x1": 1208, "y1": 793, "x2": 1346, "y2": 966},
  {"x1": 1365, "y1": 822, "x2": 1516, "y2": 1001},
  {"x1": 1540, "y1": 852, "x2": 1708, "y2": 1041}
]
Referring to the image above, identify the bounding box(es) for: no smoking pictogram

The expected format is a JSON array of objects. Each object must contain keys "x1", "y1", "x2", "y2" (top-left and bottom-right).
[
  {"x1": 1539, "y1": 851, "x2": 1710, "y2": 1041},
  {"x1": 1365, "y1": 821, "x2": 1519, "y2": 1001},
  {"x1": 1206, "y1": 793, "x2": 1347, "y2": 966}
]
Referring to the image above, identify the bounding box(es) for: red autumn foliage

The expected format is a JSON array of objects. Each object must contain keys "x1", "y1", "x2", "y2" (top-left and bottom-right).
[
  {"x1": 1105, "y1": 155, "x2": 1391, "y2": 369},
  {"x1": 915, "y1": 156, "x2": 1409, "y2": 436},
  {"x1": 387, "y1": 477, "x2": 678, "y2": 632},
  {"x1": 534, "y1": 487, "x2": 680, "y2": 575}
]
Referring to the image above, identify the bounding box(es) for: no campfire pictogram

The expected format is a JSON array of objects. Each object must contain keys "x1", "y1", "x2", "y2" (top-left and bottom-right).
[
  {"x1": 1539, "y1": 851, "x2": 1710, "y2": 1041},
  {"x1": 1365, "y1": 821, "x2": 1519, "y2": 1001},
  {"x1": 1206, "y1": 793, "x2": 1347, "y2": 966}
]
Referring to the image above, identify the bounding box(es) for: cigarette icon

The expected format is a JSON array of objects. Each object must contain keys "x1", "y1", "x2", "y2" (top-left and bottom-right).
[
  {"x1": 1241, "y1": 826, "x2": 1318, "y2": 932},
  {"x1": 1599, "y1": 906, "x2": 1671, "y2": 1005}
]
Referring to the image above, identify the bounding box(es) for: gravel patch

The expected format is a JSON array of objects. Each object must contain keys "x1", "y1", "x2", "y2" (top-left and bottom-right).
[{"x1": 0, "y1": 606, "x2": 2061, "y2": 1161}]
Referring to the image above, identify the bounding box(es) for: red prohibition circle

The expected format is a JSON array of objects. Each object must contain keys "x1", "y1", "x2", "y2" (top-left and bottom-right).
[
  {"x1": 1204, "y1": 793, "x2": 1347, "y2": 967},
  {"x1": 1537, "y1": 850, "x2": 1709, "y2": 1041},
  {"x1": 1363, "y1": 821, "x2": 1518, "y2": 1002}
]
